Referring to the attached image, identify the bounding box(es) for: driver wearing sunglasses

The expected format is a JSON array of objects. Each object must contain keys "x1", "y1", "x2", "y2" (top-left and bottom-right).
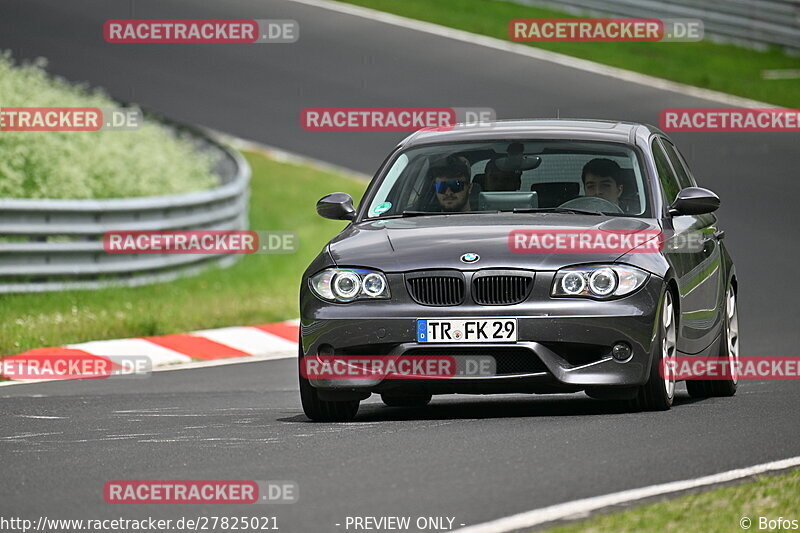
[{"x1": 432, "y1": 158, "x2": 472, "y2": 212}]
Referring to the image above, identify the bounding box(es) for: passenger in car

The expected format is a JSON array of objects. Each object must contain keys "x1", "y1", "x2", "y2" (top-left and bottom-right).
[{"x1": 581, "y1": 158, "x2": 625, "y2": 208}]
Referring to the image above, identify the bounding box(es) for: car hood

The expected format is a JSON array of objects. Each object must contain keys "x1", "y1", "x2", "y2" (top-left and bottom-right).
[{"x1": 328, "y1": 214, "x2": 660, "y2": 272}]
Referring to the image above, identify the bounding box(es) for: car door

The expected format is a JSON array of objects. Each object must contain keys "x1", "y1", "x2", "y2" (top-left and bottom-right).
[{"x1": 652, "y1": 136, "x2": 723, "y2": 355}]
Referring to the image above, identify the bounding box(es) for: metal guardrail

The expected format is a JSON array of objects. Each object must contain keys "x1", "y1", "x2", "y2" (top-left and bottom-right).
[
  {"x1": 512, "y1": 0, "x2": 800, "y2": 52},
  {"x1": 0, "y1": 122, "x2": 251, "y2": 293}
]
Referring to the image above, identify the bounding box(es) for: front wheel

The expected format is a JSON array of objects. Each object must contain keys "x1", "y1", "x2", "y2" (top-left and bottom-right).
[
  {"x1": 632, "y1": 290, "x2": 677, "y2": 411},
  {"x1": 687, "y1": 286, "x2": 739, "y2": 398},
  {"x1": 298, "y1": 340, "x2": 359, "y2": 422}
]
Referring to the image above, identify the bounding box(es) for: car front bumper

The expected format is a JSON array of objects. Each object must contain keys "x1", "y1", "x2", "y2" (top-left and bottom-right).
[{"x1": 300, "y1": 272, "x2": 664, "y2": 395}]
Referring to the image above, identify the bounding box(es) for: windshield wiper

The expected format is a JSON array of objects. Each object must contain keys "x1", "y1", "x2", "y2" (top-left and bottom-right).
[
  {"x1": 395, "y1": 210, "x2": 499, "y2": 217},
  {"x1": 512, "y1": 207, "x2": 604, "y2": 216}
]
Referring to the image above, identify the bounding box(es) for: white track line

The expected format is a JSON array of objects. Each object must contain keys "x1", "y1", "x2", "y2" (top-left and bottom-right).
[
  {"x1": 453, "y1": 456, "x2": 800, "y2": 532},
  {"x1": 286, "y1": 0, "x2": 776, "y2": 109}
]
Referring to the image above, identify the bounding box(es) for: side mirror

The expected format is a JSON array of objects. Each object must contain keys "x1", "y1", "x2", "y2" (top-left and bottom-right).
[
  {"x1": 316, "y1": 192, "x2": 356, "y2": 220},
  {"x1": 668, "y1": 187, "x2": 720, "y2": 216}
]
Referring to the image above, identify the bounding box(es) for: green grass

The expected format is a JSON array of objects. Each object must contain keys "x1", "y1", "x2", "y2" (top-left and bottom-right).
[
  {"x1": 0, "y1": 52, "x2": 217, "y2": 198},
  {"x1": 336, "y1": 0, "x2": 800, "y2": 107},
  {"x1": 544, "y1": 469, "x2": 800, "y2": 533},
  {"x1": 0, "y1": 151, "x2": 367, "y2": 355}
]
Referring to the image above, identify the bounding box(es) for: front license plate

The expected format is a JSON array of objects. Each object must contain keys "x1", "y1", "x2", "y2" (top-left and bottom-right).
[{"x1": 416, "y1": 319, "x2": 517, "y2": 343}]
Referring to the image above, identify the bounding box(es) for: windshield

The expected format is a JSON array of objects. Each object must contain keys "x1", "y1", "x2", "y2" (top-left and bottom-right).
[{"x1": 365, "y1": 140, "x2": 648, "y2": 218}]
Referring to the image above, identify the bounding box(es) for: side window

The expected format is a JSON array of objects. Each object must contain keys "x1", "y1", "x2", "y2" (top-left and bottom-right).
[
  {"x1": 651, "y1": 138, "x2": 681, "y2": 205},
  {"x1": 661, "y1": 139, "x2": 694, "y2": 189},
  {"x1": 368, "y1": 153, "x2": 408, "y2": 216}
]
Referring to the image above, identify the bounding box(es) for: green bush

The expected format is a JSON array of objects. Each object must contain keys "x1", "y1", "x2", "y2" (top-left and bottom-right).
[{"x1": 0, "y1": 52, "x2": 217, "y2": 199}]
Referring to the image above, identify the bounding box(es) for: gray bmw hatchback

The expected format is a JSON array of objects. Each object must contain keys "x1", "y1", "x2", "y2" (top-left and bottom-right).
[{"x1": 299, "y1": 120, "x2": 739, "y2": 421}]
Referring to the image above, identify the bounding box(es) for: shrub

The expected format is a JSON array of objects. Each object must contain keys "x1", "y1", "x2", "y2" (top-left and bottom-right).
[{"x1": 0, "y1": 52, "x2": 217, "y2": 199}]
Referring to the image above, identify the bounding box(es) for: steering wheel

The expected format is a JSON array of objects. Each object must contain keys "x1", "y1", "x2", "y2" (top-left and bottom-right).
[{"x1": 558, "y1": 196, "x2": 623, "y2": 214}]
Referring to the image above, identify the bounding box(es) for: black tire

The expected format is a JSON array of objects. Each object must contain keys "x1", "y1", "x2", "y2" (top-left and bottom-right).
[
  {"x1": 632, "y1": 290, "x2": 677, "y2": 411},
  {"x1": 380, "y1": 393, "x2": 432, "y2": 408},
  {"x1": 298, "y1": 339, "x2": 360, "y2": 422},
  {"x1": 687, "y1": 286, "x2": 739, "y2": 398}
]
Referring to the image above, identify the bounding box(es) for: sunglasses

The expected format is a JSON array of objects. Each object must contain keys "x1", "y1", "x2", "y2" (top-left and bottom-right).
[{"x1": 434, "y1": 179, "x2": 468, "y2": 194}]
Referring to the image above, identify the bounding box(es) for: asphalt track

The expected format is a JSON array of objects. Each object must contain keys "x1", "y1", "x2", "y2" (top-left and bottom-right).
[{"x1": 1, "y1": 0, "x2": 799, "y2": 531}]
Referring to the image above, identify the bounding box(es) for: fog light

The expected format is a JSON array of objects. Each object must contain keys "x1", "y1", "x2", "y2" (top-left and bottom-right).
[
  {"x1": 612, "y1": 342, "x2": 632, "y2": 361},
  {"x1": 317, "y1": 344, "x2": 335, "y2": 356}
]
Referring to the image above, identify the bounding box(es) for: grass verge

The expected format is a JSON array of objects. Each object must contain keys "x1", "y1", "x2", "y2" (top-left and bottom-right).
[
  {"x1": 545, "y1": 469, "x2": 800, "y2": 533},
  {"x1": 335, "y1": 0, "x2": 800, "y2": 107},
  {"x1": 0, "y1": 151, "x2": 367, "y2": 355}
]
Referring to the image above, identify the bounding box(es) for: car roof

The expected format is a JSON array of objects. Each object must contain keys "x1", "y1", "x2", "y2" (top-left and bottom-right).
[{"x1": 398, "y1": 119, "x2": 661, "y2": 148}]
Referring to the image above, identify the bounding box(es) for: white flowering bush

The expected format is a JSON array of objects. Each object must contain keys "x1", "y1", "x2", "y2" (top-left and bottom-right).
[{"x1": 0, "y1": 52, "x2": 217, "y2": 199}]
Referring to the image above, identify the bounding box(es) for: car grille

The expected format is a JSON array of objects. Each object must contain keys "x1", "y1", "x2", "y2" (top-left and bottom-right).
[
  {"x1": 472, "y1": 275, "x2": 533, "y2": 305},
  {"x1": 402, "y1": 347, "x2": 548, "y2": 375},
  {"x1": 406, "y1": 274, "x2": 465, "y2": 306}
]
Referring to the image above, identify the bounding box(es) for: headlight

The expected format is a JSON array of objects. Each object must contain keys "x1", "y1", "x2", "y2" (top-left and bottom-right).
[
  {"x1": 561, "y1": 271, "x2": 586, "y2": 295},
  {"x1": 333, "y1": 271, "x2": 361, "y2": 300},
  {"x1": 552, "y1": 265, "x2": 648, "y2": 299},
  {"x1": 362, "y1": 273, "x2": 386, "y2": 297},
  {"x1": 589, "y1": 268, "x2": 616, "y2": 296},
  {"x1": 309, "y1": 268, "x2": 391, "y2": 302}
]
